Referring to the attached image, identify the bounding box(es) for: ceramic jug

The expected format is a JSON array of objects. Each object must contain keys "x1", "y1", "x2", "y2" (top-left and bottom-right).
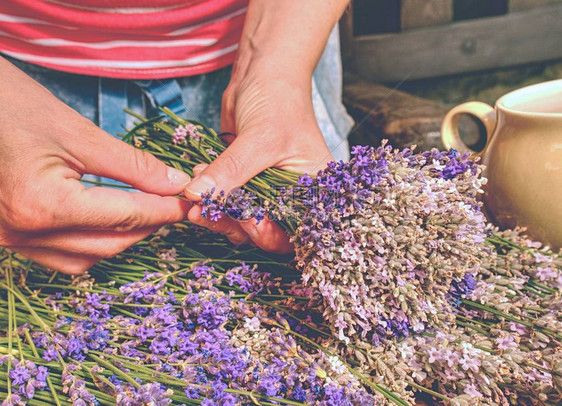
[{"x1": 441, "y1": 79, "x2": 562, "y2": 250}]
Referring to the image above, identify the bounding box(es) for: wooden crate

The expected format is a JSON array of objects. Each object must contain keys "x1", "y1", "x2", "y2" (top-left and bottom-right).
[{"x1": 341, "y1": 0, "x2": 562, "y2": 82}]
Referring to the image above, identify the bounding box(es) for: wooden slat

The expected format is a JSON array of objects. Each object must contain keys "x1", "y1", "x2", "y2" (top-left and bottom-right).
[
  {"x1": 401, "y1": 0, "x2": 453, "y2": 30},
  {"x1": 349, "y1": 4, "x2": 562, "y2": 82},
  {"x1": 509, "y1": 0, "x2": 562, "y2": 12}
]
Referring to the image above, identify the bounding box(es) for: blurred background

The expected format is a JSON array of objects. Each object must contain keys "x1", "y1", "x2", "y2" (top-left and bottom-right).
[{"x1": 340, "y1": 0, "x2": 562, "y2": 151}]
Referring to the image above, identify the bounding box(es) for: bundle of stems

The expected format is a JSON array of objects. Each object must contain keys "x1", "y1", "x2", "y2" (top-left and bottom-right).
[
  {"x1": 0, "y1": 227, "x2": 409, "y2": 405},
  {"x1": 122, "y1": 108, "x2": 301, "y2": 233}
]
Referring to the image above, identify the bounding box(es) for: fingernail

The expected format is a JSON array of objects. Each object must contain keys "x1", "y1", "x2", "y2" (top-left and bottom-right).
[
  {"x1": 185, "y1": 174, "x2": 216, "y2": 199},
  {"x1": 167, "y1": 167, "x2": 191, "y2": 187}
]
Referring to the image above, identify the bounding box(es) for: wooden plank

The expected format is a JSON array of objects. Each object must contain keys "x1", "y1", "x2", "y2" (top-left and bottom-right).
[
  {"x1": 349, "y1": 4, "x2": 562, "y2": 82},
  {"x1": 509, "y1": 0, "x2": 561, "y2": 12},
  {"x1": 401, "y1": 0, "x2": 453, "y2": 30}
]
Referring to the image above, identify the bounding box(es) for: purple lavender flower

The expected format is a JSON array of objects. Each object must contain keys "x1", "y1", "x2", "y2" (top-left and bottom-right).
[
  {"x1": 193, "y1": 263, "x2": 213, "y2": 278},
  {"x1": 6, "y1": 360, "x2": 50, "y2": 400},
  {"x1": 496, "y1": 334, "x2": 518, "y2": 350},
  {"x1": 172, "y1": 123, "x2": 201, "y2": 144},
  {"x1": 172, "y1": 125, "x2": 188, "y2": 145},
  {"x1": 116, "y1": 383, "x2": 172, "y2": 406},
  {"x1": 200, "y1": 189, "x2": 225, "y2": 221},
  {"x1": 42, "y1": 345, "x2": 59, "y2": 362},
  {"x1": 1, "y1": 394, "x2": 23, "y2": 406},
  {"x1": 9, "y1": 364, "x2": 31, "y2": 386},
  {"x1": 120, "y1": 278, "x2": 166, "y2": 305},
  {"x1": 199, "y1": 188, "x2": 266, "y2": 224}
]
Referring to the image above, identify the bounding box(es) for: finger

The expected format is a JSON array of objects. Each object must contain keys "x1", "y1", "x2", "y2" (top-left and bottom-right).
[
  {"x1": 13, "y1": 247, "x2": 99, "y2": 275},
  {"x1": 238, "y1": 217, "x2": 294, "y2": 254},
  {"x1": 187, "y1": 205, "x2": 250, "y2": 246},
  {"x1": 10, "y1": 227, "x2": 156, "y2": 258},
  {"x1": 70, "y1": 186, "x2": 191, "y2": 231},
  {"x1": 68, "y1": 127, "x2": 191, "y2": 196},
  {"x1": 221, "y1": 92, "x2": 235, "y2": 135},
  {"x1": 184, "y1": 135, "x2": 277, "y2": 201},
  {"x1": 192, "y1": 163, "x2": 208, "y2": 177},
  {"x1": 16, "y1": 183, "x2": 190, "y2": 232},
  {"x1": 219, "y1": 133, "x2": 236, "y2": 145}
]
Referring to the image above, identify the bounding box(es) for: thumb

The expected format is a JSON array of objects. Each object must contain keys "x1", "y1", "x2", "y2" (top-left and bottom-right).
[
  {"x1": 184, "y1": 137, "x2": 274, "y2": 201},
  {"x1": 73, "y1": 130, "x2": 191, "y2": 195}
]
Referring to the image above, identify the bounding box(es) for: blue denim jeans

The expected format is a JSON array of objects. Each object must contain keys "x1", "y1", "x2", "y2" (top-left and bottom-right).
[{"x1": 4, "y1": 27, "x2": 353, "y2": 176}]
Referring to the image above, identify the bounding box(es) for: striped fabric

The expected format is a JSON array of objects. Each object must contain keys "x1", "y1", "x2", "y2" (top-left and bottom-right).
[{"x1": 0, "y1": 0, "x2": 248, "y2": 79}]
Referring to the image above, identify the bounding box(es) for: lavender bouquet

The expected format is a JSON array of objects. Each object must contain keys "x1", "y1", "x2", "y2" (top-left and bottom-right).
[
  {"x1": 338, "y1": 229, "x2": 562, "y2": 405},
  {"x1": 125, "y1": 109, "x2": 488, "y2": 344}
]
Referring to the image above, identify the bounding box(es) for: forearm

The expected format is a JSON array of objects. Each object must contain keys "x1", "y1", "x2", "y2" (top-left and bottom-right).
[{"x1": 232, "y1": 0, "x2": 349, "y2": 86}]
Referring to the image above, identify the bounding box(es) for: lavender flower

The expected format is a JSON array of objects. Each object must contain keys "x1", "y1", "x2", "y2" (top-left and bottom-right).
[
  {"x1": 200, "y1": 188, "x2": 266, "y2": 224},
  {"x1": 172, "y1": 123, "x2": 202, "y2": 144},
  {"x1": 62, "y1": 365, "x2": 98, "y2": 405},
  {"x1": 8, "y1": 360, "x2": 49, "y2": 400},
  {"x1": 115, "y1": 383, "x2": 172, "y2": 406}
]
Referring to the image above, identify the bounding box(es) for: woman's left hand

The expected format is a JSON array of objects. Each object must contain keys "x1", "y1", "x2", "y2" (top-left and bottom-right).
[
  {"x1": 182, "y1": 0, "x2": 349, "y2": 253},
  {"x1": 184, "y1": 65, "x2": 332, "y2": 254}
]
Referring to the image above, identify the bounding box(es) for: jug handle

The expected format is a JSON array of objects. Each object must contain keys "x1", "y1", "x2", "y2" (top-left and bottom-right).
[{"x1": 441, "y1": 101, "x2": 497, "y2": 156}]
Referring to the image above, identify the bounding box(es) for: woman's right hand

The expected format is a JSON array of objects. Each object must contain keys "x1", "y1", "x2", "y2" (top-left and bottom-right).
[{"x1": 0, "y1": 58, "x2": 191, "y2": 274}]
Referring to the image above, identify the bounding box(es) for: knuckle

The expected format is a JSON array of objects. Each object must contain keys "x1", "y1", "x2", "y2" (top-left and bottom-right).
[
  {"x1": 222, "y1": 86, "x2": 233, "y2": 102},
  {"x1": 2, "y1": 181, "x2": 59, "y2": 232},
  {"x1": 114, "y1": 211, "x2": 144, "y2": 232},
  {"x1": 3, "y1": 204, "x2": 47, "y2": 232},
  {"x1": 221, "y1": 225, "x2": 248, "y2": 245},
  {"x1": 221, "y1": 151, "x2": 246, "y2": 179},
  {"x1": 227, "y1": 234, "x2": 249, "y2": 246},
  {"x1": 132, "y1": 149, "x2": 160, "y2": 177},
  {"x1": 221, "y1": 88, "x2": 236, "y2": 112}
]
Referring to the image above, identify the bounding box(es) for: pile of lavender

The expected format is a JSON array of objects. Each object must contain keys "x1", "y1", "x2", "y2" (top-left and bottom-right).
[
  {"x1": 1, "y1": 223, "x2": 560, "y2": 405},
  {"x1": 330, "y1": 228, "x2": 562, "y2": 405},
  {"x1": 0, "y1": 231, "x2": 387, "y2": 406},
  {"x1": 127, "y1": 110, "x2": 489, "y2": 344}
]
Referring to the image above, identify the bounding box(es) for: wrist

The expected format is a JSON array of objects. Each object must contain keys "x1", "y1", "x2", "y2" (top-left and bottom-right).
[
  {"x1": 231, "y1": 0, "x2": 348, "y2": 86},
  {"x1": 231, "y1": 36, "x2": 314, "y2": 90}
]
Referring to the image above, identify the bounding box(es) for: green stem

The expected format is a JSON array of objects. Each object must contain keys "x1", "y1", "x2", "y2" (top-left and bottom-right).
[
  {"x1": 89, "y1": 354, "x2": 141, "y2": 389},
  {"x1": 462, "y1": 299, "x2": 562, "y2": 339},
  {"x1": 407, "y1": 380, "x2": 451, "y2": 402},
  {"x1": 5, "y1": 260, "x2": 14, "y2": 396},
  {"x1": 0, "y1": 282, "x2": 52, "y2": 333}
]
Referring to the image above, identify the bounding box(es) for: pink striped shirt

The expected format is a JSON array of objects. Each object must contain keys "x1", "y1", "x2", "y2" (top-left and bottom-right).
[{"x1": 0, "y1": 0, "x2": 248, "y2": 79}]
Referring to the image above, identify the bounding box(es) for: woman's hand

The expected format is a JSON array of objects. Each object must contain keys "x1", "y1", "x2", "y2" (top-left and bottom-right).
[
  {"x1": 0, "y1": 58, "x2": 190, "y2": 274},
  {"x1": 184, "y1": 65, "x2": 333, "y2": 253},
  {"x1": 183, "y1": 0, "x2": 348, "y2": 253}
]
